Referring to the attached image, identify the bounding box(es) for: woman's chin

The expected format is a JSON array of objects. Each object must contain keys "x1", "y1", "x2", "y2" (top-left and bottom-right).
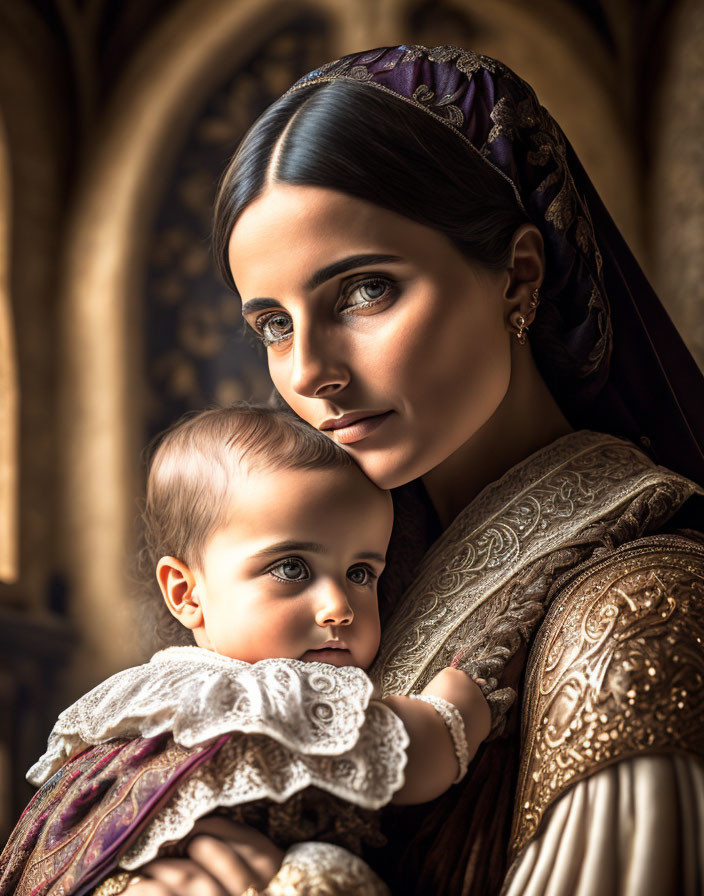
[{"x1": 349, "y1": 448, "x2": 431, "y2": 491}]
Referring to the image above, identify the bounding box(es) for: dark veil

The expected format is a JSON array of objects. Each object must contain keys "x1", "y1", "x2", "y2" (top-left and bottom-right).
[{"x1": 288, "y1": 45, "x2": 704, "y2": 487}]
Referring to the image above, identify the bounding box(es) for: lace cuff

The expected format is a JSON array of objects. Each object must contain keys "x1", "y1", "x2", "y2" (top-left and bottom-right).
[{"x1": 409, "y1": 694, "x2": 469, "y2": 782}]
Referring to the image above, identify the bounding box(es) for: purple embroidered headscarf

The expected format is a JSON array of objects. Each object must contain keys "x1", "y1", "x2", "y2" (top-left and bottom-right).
[{"x1": 288, "y1": 45, "x2": 704, "y2": 486}]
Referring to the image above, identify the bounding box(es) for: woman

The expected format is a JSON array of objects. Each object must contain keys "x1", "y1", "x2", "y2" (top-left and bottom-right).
[
  {"x1": 212, "y1": 45, "x2": 704, "y2": 895},
  {"x1": 4, "y1": 45, "x2": 704, "y2": 896}
]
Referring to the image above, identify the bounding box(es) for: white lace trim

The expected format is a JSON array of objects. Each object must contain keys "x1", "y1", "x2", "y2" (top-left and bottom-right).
[
  {"x1": 118, "y1": 700, "x2": 408, "y2": 870},
  {"x1": 410, "y1": 694, "x2": 469, "y2": 782},
  {"x1": 27, "y1": 648, "x2": 376, "y2": 786}
]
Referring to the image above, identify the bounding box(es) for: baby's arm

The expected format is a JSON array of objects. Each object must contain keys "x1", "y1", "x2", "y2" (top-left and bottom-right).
[{"x1": 380, "y1": 667, "x2": 491, "y2": 804}]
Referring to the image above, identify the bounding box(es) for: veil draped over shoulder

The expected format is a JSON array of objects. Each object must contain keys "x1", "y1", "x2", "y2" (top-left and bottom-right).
[{"x1": 288, "y1": 45, "x2": 704, "y2": 487}]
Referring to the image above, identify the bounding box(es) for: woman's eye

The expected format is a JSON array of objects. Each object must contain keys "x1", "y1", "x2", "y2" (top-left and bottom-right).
[
  {"x1": 256, "y1": 311, "x2": 293, "y2": 346},
  {"x1": 342, "y1": 278, "x2": 395, "y2": 310},
  {"x1": 269, "y1": 558, "x2": 309, "y2": 582},
  {"x1": 347, "y1": 565, "x2": 376, "y2": 586},
  {"x1": 252, "y1": 277, "x2": 394, "y2": 345}
]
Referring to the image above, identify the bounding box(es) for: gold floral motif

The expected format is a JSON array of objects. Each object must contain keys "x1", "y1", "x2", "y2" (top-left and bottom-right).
[
  {"x1": 511, "y1": 535, "x2": 704, "y2": 860},
  {"x1": 485, "y1": 89, "x2": 595, "y2": 248},
  {"x1": 347, "y1": 65, "x2": 373, "y2": 82},
  {"x1": 453, "y1": 49, "x2": 498, "y2": 76},
  {"x1": 543, "y1": 173, "x2": 575, "y2": 232},
  {"x1": 411, "y1": 84, "x2": 464, "y2": 126},
  {"x1": 400, "y1": 45, "x2": 500, "y2": 76},
  {"x1": 486, "y1": 96, "x2": 539, "y2": 145}
]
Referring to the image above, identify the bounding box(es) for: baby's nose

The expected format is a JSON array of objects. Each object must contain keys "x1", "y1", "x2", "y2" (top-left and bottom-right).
[{"x1": 314, "y1": 583, "x2": 353, "y2": 627}]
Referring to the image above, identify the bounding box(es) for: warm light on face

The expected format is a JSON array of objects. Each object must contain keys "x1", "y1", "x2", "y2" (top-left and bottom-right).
[
  {"x1": 192, "y1": 463, "x2": 392, "y2": 669},
  {"x1": 229, "y1": 184, "x2": 513, "y2": 489}
]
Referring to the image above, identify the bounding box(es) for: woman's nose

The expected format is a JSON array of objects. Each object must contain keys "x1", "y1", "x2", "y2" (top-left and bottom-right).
[
  {"x1": 290, "y1": 322, "x2": 349, "y2": 398},
  {"x1": 314, "y1": 584, "x2": 354, "y2": 627}
]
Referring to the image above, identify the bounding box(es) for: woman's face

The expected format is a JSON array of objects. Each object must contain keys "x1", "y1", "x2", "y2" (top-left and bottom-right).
[{"x1": 229, "y1": 184, "x2": 513, "y2": 489}]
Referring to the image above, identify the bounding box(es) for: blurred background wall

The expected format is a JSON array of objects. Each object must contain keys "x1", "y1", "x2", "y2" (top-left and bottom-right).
[{"x1": 0, "y1": 0, "x2": 702, "y2": 839}]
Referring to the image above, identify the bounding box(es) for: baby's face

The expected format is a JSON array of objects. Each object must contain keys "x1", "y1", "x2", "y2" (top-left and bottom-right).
[{"x1": 191, "y1": 463, "x2": 393, "y2": 669}]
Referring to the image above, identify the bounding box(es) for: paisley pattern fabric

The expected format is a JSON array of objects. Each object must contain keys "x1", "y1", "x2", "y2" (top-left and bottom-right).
[{"x1": 0, "y1": 734, "x2": 226, "y2": 896}]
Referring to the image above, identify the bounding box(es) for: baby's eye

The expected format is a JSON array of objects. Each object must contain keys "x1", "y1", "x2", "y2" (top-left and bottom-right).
[
  {"x1": 347, "y1": 565, "x2": 376, "y2": 586},
  {"x1": 269, "y1": 558, "x2": 309, "y2": 582}
]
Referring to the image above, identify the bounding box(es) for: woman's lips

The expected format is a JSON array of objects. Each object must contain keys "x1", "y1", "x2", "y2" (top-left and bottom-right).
[{"x1": 328, "y1": 411, "x2": 394, "y2": 445}]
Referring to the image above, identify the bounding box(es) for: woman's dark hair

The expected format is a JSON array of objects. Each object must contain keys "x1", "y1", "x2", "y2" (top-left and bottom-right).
[{"x1": 213, "y1": 79, "x2": 528, "y2": 290}]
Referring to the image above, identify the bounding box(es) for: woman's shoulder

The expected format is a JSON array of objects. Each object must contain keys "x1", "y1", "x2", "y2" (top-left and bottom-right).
[{"x1": 513, "y1": 532, "x2": 704, "y2": 857}]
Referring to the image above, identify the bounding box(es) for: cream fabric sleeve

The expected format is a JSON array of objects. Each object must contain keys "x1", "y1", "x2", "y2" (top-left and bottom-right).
[{"x1": 502, "y1": 754, "x2": 704, "y2": 896}]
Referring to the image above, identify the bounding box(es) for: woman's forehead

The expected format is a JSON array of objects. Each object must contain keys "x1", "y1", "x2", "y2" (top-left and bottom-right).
[{"x1": 228, "y1": 184, "x2": 430, "y2": 297}]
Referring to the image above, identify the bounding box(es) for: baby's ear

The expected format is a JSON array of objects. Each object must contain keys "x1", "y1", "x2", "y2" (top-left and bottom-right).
[{"x1": 156, "y1": 556, "x2": 203, "y2": 630}]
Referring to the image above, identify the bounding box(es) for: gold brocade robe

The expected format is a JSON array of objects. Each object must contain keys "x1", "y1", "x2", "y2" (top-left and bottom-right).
[{"x1": 367, "y1": 430, "x2": 704, "y2": 896}]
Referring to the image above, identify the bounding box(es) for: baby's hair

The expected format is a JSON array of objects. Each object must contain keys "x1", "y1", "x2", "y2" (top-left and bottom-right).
[{"x1": 138, "y1": 403, "x2": 354, "y2": 649}]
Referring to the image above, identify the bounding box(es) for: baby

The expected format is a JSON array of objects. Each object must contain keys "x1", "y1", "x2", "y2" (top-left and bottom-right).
[{"x1": 7, "y1": 405, "x2": 489, "y2": 896}]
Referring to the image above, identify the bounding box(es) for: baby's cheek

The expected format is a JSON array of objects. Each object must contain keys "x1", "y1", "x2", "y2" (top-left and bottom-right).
[{"x1": 271, "y1": 604, "x2": 310, "y2": 649}]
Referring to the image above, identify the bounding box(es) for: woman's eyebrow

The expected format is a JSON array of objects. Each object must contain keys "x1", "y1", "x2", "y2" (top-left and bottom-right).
[
  {"x1": 241, "y1": 297, "x2": 279, "y2": 316},
  {"x1": 305, "y1": 253, "x2": 403, "y2": 290},
  {"x1": 241, "y1": 254, "x2": 404, "y2": 316}
]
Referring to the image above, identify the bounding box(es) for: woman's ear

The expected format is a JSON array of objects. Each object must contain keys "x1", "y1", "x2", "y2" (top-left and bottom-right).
[
  {"x1": 504, "y1": 224, "x2": 545, "y2": 323},
  {"x1": 156, "y1": 556, "x2": 203, "y2": 631}
]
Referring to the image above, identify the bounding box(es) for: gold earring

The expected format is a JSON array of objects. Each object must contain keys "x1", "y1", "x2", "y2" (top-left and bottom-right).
[
  {"x1": 529, "y1": 287, "x2": 540, "y2": 311},
  {"x1": 509, "y1": 310, "x2": 528, "y2": 344}
]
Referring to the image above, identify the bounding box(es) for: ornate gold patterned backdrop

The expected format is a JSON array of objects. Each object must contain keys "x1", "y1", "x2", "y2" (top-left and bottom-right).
[{"x1": 0, "y1": 0, "x2": 702, "y2": 839}]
